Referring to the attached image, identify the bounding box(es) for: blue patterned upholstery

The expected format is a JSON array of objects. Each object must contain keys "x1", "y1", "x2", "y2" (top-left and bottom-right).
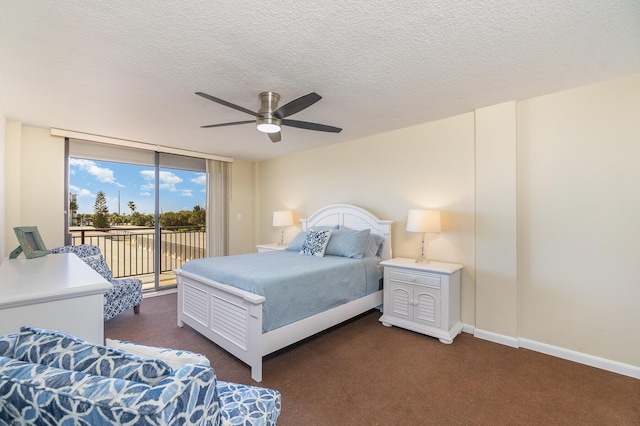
[
  {"x1": 0, "y1": 330, "x2": 282, "y2": 425},
  {"x1": 15, "y1": 327, "x2": 173, "y2": 386},
  {"x1": 217, "y1": 381, "x2": 282, "y2": 425},
  {"x1": 49, "y1": 244, "x2": 143, "y2": 321}
]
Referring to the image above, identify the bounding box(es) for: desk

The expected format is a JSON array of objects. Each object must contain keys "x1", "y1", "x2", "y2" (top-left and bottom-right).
[{"x1": 0, "y1": 253, "x2": 112, "y2": 344}]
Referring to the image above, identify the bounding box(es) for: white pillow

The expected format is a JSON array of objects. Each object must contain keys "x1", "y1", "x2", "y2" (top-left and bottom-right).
[
  {"x1": 300, "y1": 229, "x2": 333, "y2": 257},
  {"x1": 105, "y1": 338, "x2": 210, "y2": 370}
]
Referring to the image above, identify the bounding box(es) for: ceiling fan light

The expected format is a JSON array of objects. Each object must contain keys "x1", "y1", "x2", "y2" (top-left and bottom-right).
[
  {"x1": 256, "y1": 116, "x2": 281, "y2": 133},
  {"x1": 257, "y1": 122, "x2": 281, "y2": 133}
]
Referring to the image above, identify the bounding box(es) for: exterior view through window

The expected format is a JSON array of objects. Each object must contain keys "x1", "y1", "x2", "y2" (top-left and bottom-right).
[{"x1": 69, "y1": 157, "x2": 207, "y2": 291}]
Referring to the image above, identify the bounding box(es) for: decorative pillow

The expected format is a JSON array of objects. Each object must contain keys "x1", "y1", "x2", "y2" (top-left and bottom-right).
[
  {"x1": 286, "y1": 231, "x2": 308, "y2": 251},
  {"x1": 300, "y1": 229, "x2": 333, "y2": 257},
  {"x1": 105, "y1": 338, "x2": 210, "y2": 370},
  {"x1": 81, "y1": 254, "x2": 114, "y2": 281},
  {"x1": 15, "y1": 327, "x2": 172, "y2": 386},
  {"x1": 364, "y1": 233, "x2": 385, "y2": 258},
  {"x1": 325, "y1": 228, "x2": 371, "y2": 258}
]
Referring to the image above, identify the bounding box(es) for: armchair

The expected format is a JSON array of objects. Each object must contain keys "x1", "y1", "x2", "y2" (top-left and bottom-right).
[
  {"x1": 49, "y1": 244, "x2": 143, "y2": 321},
  {"x1": 0, "y1": 327, "x2": 281, "y2": 425}
]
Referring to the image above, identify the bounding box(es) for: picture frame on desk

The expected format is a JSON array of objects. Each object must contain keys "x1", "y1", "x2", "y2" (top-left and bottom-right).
[{"x1": 10, "y1": 226, "x2": 48, "y2": 259}]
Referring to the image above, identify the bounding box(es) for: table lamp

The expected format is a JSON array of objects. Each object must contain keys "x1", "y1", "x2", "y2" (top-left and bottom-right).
[
  {"x1": 406, "y1": 209, "x2": 441, "y2": 263},
  {"x1": 273, "y1": 210, "x2": 294, "y2": 246}
]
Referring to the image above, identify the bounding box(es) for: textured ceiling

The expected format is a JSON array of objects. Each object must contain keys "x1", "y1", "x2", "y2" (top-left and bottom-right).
[{"x1": 1, "y1": 1, "x2": 639, "y2": 162}]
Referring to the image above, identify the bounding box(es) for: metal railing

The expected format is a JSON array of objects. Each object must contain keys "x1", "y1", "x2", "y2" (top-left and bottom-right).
[{"x1": 70, "y1": 226, "x2": 206, "y2": 279}]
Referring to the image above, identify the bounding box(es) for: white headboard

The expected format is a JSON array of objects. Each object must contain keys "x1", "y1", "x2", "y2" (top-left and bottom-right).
[{"x1": 300, "y1": 204, "x2": 393, "y2": 261}]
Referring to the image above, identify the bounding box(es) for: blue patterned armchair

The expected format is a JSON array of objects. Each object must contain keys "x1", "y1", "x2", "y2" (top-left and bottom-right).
[
  {"x1": 49, "y1": 244, "x2": 143, "y2": 321},
  {"x1": 0, "y1": 327, "x2": 281, "y2": 425}
]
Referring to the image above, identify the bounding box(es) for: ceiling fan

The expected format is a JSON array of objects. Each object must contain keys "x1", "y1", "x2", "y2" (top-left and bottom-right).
[{"x1": 196, "y1": 91, "x2": 342, "y2": 143}]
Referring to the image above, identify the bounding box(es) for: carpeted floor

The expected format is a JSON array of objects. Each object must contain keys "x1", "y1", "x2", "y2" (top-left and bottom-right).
[{"x1": 105, "y1": 293, "x2": 640, "y2": 425}]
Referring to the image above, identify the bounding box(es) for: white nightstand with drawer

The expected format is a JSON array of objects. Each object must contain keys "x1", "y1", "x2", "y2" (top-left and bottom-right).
[{"x1": 379, "y1": 258, "x2": 463, "y2": 344}]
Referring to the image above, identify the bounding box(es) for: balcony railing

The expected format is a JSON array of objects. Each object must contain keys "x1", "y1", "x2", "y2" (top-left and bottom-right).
[{"x1": 70, "y1": 225, "x2": 206, "y2": 280}]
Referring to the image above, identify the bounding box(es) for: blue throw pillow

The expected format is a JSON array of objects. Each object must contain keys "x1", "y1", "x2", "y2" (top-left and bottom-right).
[
  {"x1": 286, "y1": 231, "x2": 308, "y2": 251},
  {"x1": 364, "y1": 233, "x2": 385, "y2": 258},
  {"x1": 325, "y1": 228, "x2": 371, "y2": 258}
]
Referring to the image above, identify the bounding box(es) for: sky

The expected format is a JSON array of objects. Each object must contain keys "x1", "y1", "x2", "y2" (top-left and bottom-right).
[{"x1": 69, "y1": 158, "x2": 206, "y2": 215}]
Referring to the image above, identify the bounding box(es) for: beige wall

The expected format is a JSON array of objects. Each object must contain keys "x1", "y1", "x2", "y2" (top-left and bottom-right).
[
  {"x1": 475, "y1": 101, "x2": 518, "y2": 339},
  {"x1": 3, "y1": 125, "x2": 65, "y2": 252},
  {"x1": 517, "y1": 74, "x2": 640, "y2": 366},
  {"x1": 0, "y1": 101, "x2": 5, "y2": 260},
  {"x1": 257, "y1": 112, "x2": 478, "y2": 325},
  {"x1": 228, "y1": 159, "x2": 256, "y2": 255}
]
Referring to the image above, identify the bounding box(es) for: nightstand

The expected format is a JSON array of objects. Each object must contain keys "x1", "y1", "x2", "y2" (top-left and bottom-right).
[
  {"x1": 256, "y1": 243, "x2": 287, "y2": 253},
  {"x1": 379, "y1": 258, "x2": 464, "y2": 344}
]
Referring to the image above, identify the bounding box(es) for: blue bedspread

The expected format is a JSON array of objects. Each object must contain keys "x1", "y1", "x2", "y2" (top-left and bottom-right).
[{"x1": 181, "y1": 251, "x2": 381, "y2": 332}]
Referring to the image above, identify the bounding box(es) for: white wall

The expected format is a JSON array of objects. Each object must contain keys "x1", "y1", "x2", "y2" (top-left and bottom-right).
[{"x1": 517, "y1": 74, "x2": 640, "y2": 366}]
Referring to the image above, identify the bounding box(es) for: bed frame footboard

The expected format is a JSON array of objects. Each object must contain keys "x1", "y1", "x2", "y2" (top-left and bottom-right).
[{"x1": 176, "y1": 268, "x2": 266, "y2": 381}]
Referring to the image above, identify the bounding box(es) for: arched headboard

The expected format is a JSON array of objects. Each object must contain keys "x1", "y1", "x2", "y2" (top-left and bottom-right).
[{"x1": 300, "y1": 204, "x2": 393, "y2": 261}]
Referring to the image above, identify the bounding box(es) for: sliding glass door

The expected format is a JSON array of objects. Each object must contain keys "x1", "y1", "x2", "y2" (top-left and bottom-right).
[
  {"x1": 156, "y1": 153, "x2": 207, "y2": 290},
  {"x1": 66, "y1": 140, "x2": 207, "y2": 291}
]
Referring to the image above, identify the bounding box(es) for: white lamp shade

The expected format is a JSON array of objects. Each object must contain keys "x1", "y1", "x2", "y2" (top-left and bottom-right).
[
  {"x1": 273, "y1": 210, "x2": 294, "y2": 227},
  {"x1": 406, "y1": 209, "x2": 441, "y2": 233}
]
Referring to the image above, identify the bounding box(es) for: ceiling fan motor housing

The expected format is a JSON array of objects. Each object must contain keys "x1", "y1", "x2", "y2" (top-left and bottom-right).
[{"x1": 256, "y1": 92, "x2": 282, "y2": 133}]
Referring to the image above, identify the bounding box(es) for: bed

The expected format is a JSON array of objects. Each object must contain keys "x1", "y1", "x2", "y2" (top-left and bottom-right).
[{"x1": 175, "y1": 204, "x2": 392, "y2": 382}]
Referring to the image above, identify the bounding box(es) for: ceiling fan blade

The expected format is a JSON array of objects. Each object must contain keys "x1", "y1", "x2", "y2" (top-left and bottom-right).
[
  {"x1": 200, "y1": 120, "x2": 254, "y2": 128},
  {"x1": 268, "y1": 132, "x2": 282, "y2": 143},
  {"x1": 195, "y1": 92, "x2": 259, "y2": 117},
  {"x1": 273, "y1": 92, "x2": 322, "y2": 119},
  {"x1": 282, "y1": 119, "x2": 342, "y2": 133}
]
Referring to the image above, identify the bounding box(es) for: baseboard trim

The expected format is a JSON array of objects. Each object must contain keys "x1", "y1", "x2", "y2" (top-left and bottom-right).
[
  {"x1": 470, "y1": 327, "x2": 639, "y2": 379},
  {"x1": 461, "y1": 323, "x2": 475, "y2": 334},
  {"x1": 519, "y1": 338, "x2": 640, "y2": 380},
  {"x1": 474, "y1": 328, "x2": 519, "y2": 348}
]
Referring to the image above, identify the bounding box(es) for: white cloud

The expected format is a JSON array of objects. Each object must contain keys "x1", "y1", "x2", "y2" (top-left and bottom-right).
[
  {"x1": 180, "y1": 189, "x2": 193, "y2": 197},
  {"x1": 69, "y1": 158, "x2": 123, "y2": 187},
  {"x1": 141, "y1": 169, "x2": 183, "y2": 192},
  {"x1": 191, "y1": 173, "x2": 206, "y2": 185},
  {"x1": 69, "y1": 184, "x2": 95, "y2": 199}
]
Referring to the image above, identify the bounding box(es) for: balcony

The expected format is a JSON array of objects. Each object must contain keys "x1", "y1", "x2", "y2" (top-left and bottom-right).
[{"x1": 69, "y1": 225, "x2": 206, "y2": 291}]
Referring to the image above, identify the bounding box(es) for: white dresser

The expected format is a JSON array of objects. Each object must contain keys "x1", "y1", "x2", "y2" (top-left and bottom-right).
[
  {"x1": 379, "y1": 258, "x2": 464, "y2": 344},
  {"x1": 0, "y1": 253, "x2": 112, "y2": 344}
]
